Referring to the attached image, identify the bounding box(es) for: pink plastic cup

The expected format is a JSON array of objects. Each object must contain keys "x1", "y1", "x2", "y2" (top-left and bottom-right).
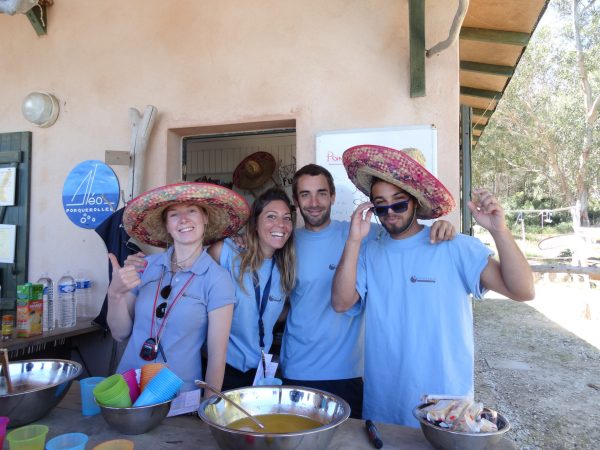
[
  {"x1": 121, "y1": 369, "x2": 140, "y2": 403},
  {"x1": 0, "y1": 416, "x2": 9, "y2": 449}
]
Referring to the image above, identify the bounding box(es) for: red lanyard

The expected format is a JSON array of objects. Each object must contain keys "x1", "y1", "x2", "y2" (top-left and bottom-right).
[{"x1": 150, "y1": 267, "x2": 196, "y2": 342}]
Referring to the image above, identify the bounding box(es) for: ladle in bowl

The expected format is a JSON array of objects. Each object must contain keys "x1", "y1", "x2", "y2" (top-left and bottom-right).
[{"x1": 194, "y1": 380, "x2": 265, "y2": 430}]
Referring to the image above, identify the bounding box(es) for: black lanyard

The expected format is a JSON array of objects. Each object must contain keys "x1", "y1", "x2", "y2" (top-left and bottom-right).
[{"x1": 253, "y1": 259, "x2": 275, "y2": 349}]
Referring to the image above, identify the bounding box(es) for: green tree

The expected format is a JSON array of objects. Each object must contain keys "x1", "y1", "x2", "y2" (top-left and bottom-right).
[{"x1": 474, "y1": 0, "x2": 600, "y2": 226}]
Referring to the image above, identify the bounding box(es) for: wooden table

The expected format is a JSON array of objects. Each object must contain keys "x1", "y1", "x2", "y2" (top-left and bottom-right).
[
  {"x1": 30, "y1": 382, "x2": 516, "y2": 449},
  {"x1": 1, "y1": 320, "x2": 103, "y2": 358}
]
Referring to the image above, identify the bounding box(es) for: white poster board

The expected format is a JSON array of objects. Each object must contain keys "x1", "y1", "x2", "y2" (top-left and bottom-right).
[
  {"x1": 0, "y1": 167, "x2": 16, "y2": 206},
  {"x1": 315, "y1": 125, "x2": 437, "y2": 221},
  {"x1": 0, "y1": 224, "x2": 17, "y2": 263}
]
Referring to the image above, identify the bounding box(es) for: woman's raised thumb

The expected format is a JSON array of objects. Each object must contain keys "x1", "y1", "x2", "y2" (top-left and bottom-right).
[{"x1": 108, "y1": 253, "x2": 121, "y2": 271}]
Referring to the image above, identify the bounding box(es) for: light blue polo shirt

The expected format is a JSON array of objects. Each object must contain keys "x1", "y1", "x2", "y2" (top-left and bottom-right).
[
  {"x1": 219, "y1": 239, "x2": 287, "y2": 372},
  {"x1": 117, "y1": 247, "x2": 235, "y2": 392},
  {"x1": 281, "y1": 220, "x2": 379, "y2": 380},
  {"x1": 357, "y1": 226, "x2": 492, "y2": 426}
]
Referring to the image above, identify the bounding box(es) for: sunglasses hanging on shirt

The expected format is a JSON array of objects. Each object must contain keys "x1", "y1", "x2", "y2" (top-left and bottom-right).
[
  {"x1": 139, "y1": 267, "x2": 195, "y2": 363},
  {"x1": 155, "y1": 302, "x2": 167, "y2": 318}
]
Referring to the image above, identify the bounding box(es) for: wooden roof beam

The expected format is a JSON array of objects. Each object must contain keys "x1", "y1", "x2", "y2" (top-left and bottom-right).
[
  {"x1": 460, "y1": 86, "x2": 502, "y2": 100},
  {"x1": 409, "y1": 0, "x2": 425, "y2": 97},
  {"x1": 472, "y1": 108, "x2": 494, "y2": 118},
  {"x1": 460, "y1": 61, "x2": 514, "y2": 77},
  {"x1": 460, "y1": 27, "x2": 530, "y2": 46}
]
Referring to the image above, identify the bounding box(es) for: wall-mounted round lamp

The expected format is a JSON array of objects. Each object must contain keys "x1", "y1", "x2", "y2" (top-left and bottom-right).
[{"x1": 22, "y1": 91, "x2": 60, "y2": 127}]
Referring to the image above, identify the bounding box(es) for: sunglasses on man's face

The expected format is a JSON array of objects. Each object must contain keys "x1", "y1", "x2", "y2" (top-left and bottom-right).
[{"x1": 370, "y1": 199, "x2": 411, "y2": 217}]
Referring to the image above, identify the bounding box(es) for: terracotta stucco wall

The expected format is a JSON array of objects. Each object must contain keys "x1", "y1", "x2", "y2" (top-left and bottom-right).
[{"x1": 0, "y1": 0, "x2": 459, "y2": 299}]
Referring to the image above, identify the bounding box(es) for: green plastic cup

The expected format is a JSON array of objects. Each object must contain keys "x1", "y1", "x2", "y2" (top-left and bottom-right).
[
  {"x1": 6, "y1": 424, "x2": 49, "y2": 450},
  {"x1": 93, "y1": 374, "x2": 132, "y2": 408}
]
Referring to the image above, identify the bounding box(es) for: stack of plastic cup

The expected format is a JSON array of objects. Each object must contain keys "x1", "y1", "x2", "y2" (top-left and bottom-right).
[
  {"x1": 5, "y1": 424, "x2": 49, "y2": 450},
  {"x1": 0, "y1": 416, "x2": 9, "y2": 449},
  {"x1": 80, "y1": 377, "x2": 106, "y2": 416},
  {"x1": 121, "y1": 369, "x2": 140, "y2": 403},
  {"x1": 92, "y1": 439, "x2": 135, "y2": 450},
  {"x1": 93, "y1": 374, "x2": 132, "y2": 408},
  {"x1": 133, "y1": 367, "x2": 183, "y2": 407},
  {"x1": 45, "y1": 432, "x2": 89, "y2": 450},
  {"x1": 139, "y1": 363, "x2": 165, "y2": 391}
]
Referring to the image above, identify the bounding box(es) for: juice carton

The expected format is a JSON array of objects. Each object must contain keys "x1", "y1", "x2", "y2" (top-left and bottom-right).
[{"x1": 16, "y1": 283, "x2": 43, "y2": 337}]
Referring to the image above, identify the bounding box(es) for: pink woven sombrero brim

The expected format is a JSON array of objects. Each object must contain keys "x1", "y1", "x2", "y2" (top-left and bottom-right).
[
  {"x1": 123, "y1": 182, "x2": 250, "y2": 247},
  {"x1": 342, "y1": 145, "x2": 455, "y2": 219},
  {"x1": 233, "y1": 151, "x2": 277, "y2": 190}
]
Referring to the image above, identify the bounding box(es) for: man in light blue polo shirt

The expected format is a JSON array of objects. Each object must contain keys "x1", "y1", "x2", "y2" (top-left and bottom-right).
[
  {"x1": 281, "y1": 164, "x2": 454, "y2": 418},
  {"x1": 332, "y1": 145, "x2": 534, "y2": 426}
]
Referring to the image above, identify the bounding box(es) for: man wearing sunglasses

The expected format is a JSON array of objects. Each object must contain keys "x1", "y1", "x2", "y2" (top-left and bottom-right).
[
  {"x1": 280, "y1": 163, "x2": 456, "y2": 419},
  {"x1": 332, "y1": 145, "x2": 534, "y2": 427}
]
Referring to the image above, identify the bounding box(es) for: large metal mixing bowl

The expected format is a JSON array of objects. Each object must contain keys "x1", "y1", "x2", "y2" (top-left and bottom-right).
[
  {"x1": 0, "y1": 359, "x2": 82, "y2": 428},
  {"x1": 99, "y1": 399, "x2": 173, "y2": 435},
  {"x1": 198, "y1": 385, "x2": 350, "y2": 450},
  {"x1": 413, "y1": 403, "x2": 511, "y2": 450}
]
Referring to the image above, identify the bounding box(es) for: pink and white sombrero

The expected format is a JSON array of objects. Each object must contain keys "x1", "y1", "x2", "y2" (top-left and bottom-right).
[
  {"x1": 343, "y1": 145, "x2": 455, "y2": 219},
  {"x1": 123, "y1": 182, "x2": 250, "y2": 247}
]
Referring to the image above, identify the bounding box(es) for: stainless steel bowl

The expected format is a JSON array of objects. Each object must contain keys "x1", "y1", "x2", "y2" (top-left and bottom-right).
[
  {"x1": 198, "y1": 385, "x2": 350, "y2": 450},
  {"x1": 98, "y1": 399, "x2": 172, "y2": 435},
  {"x1": 413, "y1": 403, "x2": 511, "y2": 450},
  {"x1": 0, "y1": 359, "x2": 83, "y2": 428}
]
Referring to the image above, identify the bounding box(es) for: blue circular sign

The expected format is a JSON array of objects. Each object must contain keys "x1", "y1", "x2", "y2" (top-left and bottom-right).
[{"x1": 62, "y1": 160, "x2": 120, "y2": 228}]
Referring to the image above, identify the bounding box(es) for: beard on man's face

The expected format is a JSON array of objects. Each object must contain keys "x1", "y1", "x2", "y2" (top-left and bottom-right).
[{"x1": 299, "y1": 203, "x2": 332, "y2": 228}]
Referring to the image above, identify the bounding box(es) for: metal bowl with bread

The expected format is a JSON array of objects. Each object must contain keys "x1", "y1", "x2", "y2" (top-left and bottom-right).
[{"x1": 413, "y1": 402, "x2": 511, "y2": 450}]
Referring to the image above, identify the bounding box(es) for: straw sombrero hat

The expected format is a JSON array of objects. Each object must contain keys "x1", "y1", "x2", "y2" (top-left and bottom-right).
[
  {"x1": 233, "y1": 152, "x2": 277, "y2": 190},
  {"x1": 343, "y1": 145, "x2": 455, "y2": 219},
  {"x1": 123, "y1": 182, "x2": 250, "y2": 247}
]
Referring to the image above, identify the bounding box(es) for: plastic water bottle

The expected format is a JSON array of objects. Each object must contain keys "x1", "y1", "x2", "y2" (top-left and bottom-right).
[
  {"x1": 37, "y1": 274, "x2": 55, "y2": 331},
  {"x1": 57, "y1": 273, "x2": 76, "y2": 328},
  {"x1": 76, "y1": 278, "x2": 92, "y2": 317}
]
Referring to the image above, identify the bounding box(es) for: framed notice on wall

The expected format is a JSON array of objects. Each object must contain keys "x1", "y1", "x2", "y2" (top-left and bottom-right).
[
  {"x1": 315, "y1": 125, "x2": 437, "y2": 221},
  {"x1": 0, "y1": 224, "x2": 17, "y2": 263},
  {"x1": 0, "y1": 166, "x2": 16, "y2": 206}
]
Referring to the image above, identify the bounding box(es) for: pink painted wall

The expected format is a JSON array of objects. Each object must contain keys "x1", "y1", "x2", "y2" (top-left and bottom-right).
[{"x1": 0, "y1": 0, "x2": 460, "y2": 296}]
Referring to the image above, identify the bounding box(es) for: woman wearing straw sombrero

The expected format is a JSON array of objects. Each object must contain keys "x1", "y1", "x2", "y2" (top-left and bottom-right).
[
  {"x1": 106, "y1": 182, "x2": 250, "y2": 394},
  {"x1": 332, "y1": 145, "x2": 534, "y2": 427}
]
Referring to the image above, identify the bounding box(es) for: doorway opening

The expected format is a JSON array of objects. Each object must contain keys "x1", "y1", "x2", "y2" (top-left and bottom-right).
[{"x1": 182, "y1": 126, "x2": 296, "y2": 204}]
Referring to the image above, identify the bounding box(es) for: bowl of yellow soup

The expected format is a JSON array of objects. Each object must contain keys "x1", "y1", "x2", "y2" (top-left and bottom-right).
[{"x1": 198, "y1": 385, "x2": 350, "y2": 450}]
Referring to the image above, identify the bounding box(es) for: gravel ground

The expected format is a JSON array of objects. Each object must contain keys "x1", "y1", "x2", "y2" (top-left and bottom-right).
[{"x1": 474, "y1": 280, "x2": 600, "y2": 450}]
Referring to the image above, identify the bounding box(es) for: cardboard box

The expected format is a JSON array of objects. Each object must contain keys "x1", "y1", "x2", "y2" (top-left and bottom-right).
[{"x1": 16, "y1": 283, "x2": 43, "y2": 337}]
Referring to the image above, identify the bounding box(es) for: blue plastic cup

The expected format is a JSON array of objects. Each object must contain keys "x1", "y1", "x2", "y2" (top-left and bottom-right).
[
  {"x1": 256, "y1": 377, "x2": 283, "y2": 386},
  {"x1": 80, "y1": 377, "x2": 105, "y2": 416},
  {"x1": 46, "y1": 432, "x2": 89, "y2": 450},
  {"x1": 133, "y1": 368, "x2": 182, "y2": 407}
]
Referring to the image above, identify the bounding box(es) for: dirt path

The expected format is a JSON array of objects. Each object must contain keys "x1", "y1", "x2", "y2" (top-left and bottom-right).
[{"x1": 474, "y1": 282, "x2": 600, "y2": 450}]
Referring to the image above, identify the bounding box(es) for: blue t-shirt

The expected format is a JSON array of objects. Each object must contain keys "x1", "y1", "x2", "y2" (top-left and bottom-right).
[
  {"x1": 356, "y1": 226, "x2": 492, "y2": 426},
  {"x1": 117, "y1": 248, "x2": 236, "y2": 392},
  {"x1": 281, "y1": 220, "x2": 378, "y2": 380},
  {"x1": 219, "y1": 239, "x2": 287, "y2": 372}
]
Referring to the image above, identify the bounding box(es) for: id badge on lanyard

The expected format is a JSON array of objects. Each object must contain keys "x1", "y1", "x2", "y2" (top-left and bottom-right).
[{"x1": 251, "y1": 261, "x2": 279, "y2": 385}]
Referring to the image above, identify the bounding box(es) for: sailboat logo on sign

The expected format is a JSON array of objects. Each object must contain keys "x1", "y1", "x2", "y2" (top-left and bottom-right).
[{"x1": 62, "y1": 160, "x2": 120, "y2": 229}]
